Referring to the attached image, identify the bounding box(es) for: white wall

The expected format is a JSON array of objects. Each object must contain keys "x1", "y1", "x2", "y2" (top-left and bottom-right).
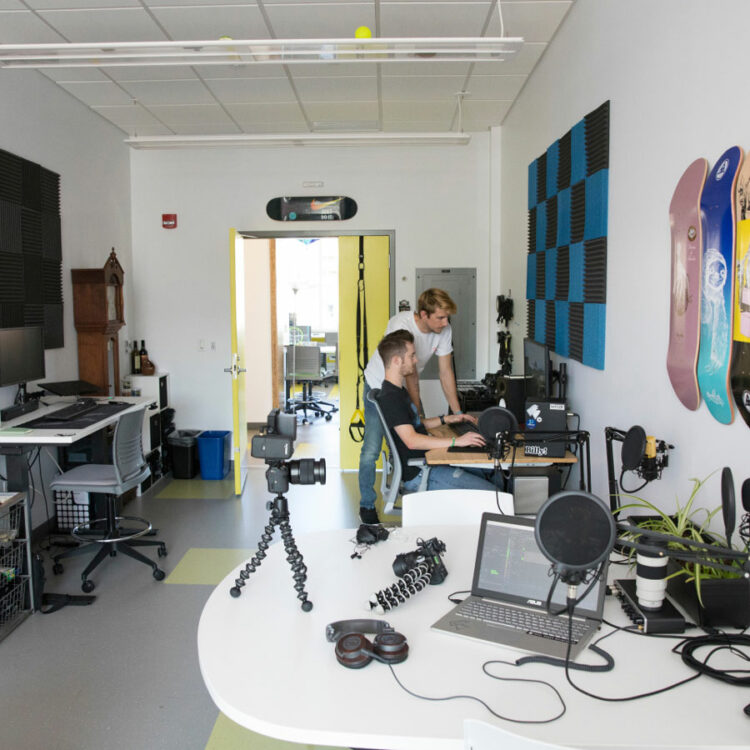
[
  {"x1": 0, "y1": 69, "x2": 132, "y2": 527},
  {"x1": 500, "y1": 0, "x2": 750, "y2": 510},
  {"x1": 129, "y1": 137, "x2": 492, "y2": 429}
]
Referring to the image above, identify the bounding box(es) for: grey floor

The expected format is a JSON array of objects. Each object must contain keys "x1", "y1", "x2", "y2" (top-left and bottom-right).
[{"x1": 0, "y1": 411, "x2": 383, "y2": 750}]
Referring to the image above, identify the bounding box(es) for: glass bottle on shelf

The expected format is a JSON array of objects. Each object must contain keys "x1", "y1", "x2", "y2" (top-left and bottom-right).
[
  {"x1": 140, "y1": 340, "x2": 148, "y2": 363},
  {"x1": 132, "y1": 340, "x2": 141, "y2": 374}
]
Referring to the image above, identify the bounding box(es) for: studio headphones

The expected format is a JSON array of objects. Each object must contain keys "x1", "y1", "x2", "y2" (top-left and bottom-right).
[{"x1": 325, "y1": 619, "x2": 409, "y2": 669}]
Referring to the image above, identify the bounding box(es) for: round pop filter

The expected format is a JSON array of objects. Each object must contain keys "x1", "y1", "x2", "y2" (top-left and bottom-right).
[
  {"x1": 621, "y1": 425, "x2": 647, "y2": 471},
  {"x1": 535, "y1": 491, "x2": 616, "y2": 576},
  {"x1": 477, "y1": 406, "x2": 518, "y2": 443}
]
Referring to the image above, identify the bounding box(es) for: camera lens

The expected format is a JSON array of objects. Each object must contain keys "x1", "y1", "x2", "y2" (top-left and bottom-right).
[{"x1": 288, "y1": 458, "x2": 326, "y2": 485}]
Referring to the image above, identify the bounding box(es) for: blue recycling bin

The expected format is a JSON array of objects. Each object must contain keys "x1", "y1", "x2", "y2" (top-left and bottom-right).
[{"x1": 197, "y1": 430, "x2": 231, "y2": 480}]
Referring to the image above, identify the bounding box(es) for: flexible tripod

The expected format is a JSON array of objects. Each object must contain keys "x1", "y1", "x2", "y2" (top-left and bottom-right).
[{"x1": 229, "y1": 493, "x2": 313, "y2": 611}]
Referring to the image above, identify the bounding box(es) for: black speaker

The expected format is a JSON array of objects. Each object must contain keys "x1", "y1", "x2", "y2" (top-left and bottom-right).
[{"x1": 495, "y1": 374, "x2": 528, "y2": 425}]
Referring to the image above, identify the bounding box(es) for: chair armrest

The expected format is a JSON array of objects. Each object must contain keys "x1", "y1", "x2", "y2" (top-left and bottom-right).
[{"x1": 406, "y1": 458, "x2": 426, "y2": 467}]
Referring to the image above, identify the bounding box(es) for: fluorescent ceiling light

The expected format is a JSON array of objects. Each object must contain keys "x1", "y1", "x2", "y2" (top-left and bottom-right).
[
  {"x1": 0, "y1": 37, "x2": 523, "y2": 69},
  {"x1": 124, "y1": 132, "x2": 472, "y2": 149}
]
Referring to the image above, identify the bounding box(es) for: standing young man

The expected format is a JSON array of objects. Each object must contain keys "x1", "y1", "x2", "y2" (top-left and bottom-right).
[
  {"x1": 358, "y1": 289, "x2": 476, "y2": 523},
  {"x1": 375, "y1": 330, "x2": 505, "y2": 495}
]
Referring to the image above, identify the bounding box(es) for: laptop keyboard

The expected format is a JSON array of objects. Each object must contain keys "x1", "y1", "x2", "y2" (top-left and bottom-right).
[
  {"x1": 450, "y1": 421, "x2": 481, "y2": 436},
  {"x1": 456, "y1": 598, "x2": 589, "y2": 643}
]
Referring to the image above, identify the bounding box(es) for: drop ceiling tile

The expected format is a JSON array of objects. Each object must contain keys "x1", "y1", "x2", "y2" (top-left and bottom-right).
[
  {"x1": 485, "y1": 1, "x2": 573, "y2": 43},
  {"x1": 101, "y1": 65, "x2": 198, "y2": 82},
  {"x1": 461, "y1": 98, "x2": 512, "y2": 121},
  {"x1": 117, "y1": 124, "x2": 174, "y2": 136},
  {"x1": 57, "y1": 80, "x2": 138, "y2": 106},
  {"x1": 242, "y1": 121, "x2": 308, "y2": 134},
  {"x1": 383, "y1": 100, "x2": 455, "y2": 121},
  {"x1": 147, "y1": 0, "x2": 251, "y2": 5},
  {"x1": 36, "y1": 8, "x2": 168, "y2": 42},
  {"x1": 472, "y1": 41, "x2": 545, "y2": 75},
  {"x1": 26, "y1": 0, "x2": 140, "y2": 8},
  {"x1": 382, "y1": 120, "x2": 456, "y2": 132},
  {"x1": 170, "y1": 122, "x2": 243, "y2": 135},
  {"x1": 197, "y1": 63, "x2": 287, "y2": 79},
  {"x1": 92, "y1": 103, "x2": 171, "y2": 128},
  {"x1": 382, "y1": 61, "x2": 472, "y2": 76},
  {"x1": 0, "y1": 0, "x2": 24, "y2": 9},
  {"x1": 293, "y1": 75, "x2": 377, "y2": 102},
  {"x1": 305, "y1": 100, "x2": 379, "y2": 122},
  {"x1": 287, "y1": 62, "x2": 377, "y2": 78},
  {"x1": 381, "y1": 74, "x2": 469, "y2": 100},
  {"x1": 39, "y1": 67, "x2": 109, "y2": 82},
  {"x1": 0, "y1": 10, "x2": 67, "y2": 43},
  {"x1": 149, "y1": 5, "x2": 269, "y2": 41},
  {"x1": 464, "y1": 74, "x2": 525, "y2": 99},
  {"x1": 263, "y1": 3, "x2": 376, "y2": 39},
  {"x1": 147, "y1": 103, "x2": 238, "y2": 125},
  {"x1": 224, "y1": 101, "x2": 306, "y2": 125},
  {"x1": 379, "y1": 2, "x2": 490, "y2": 36},
  {"x1": 120, "y1": 78, "x2": 216, "y2": 105},
  {"x1": 204, "y1": 76, "x2": 297, "y2": 103}
]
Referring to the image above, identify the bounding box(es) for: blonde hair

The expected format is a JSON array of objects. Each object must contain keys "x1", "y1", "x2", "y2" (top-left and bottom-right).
[{"x1": 417, "y1": 288, "x2": 457, "y2": 316}]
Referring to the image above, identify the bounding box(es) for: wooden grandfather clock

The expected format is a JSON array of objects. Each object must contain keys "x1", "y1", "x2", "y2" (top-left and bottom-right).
[{"x1": 71, "y1": 249, "x2": 125, "y2": 396}]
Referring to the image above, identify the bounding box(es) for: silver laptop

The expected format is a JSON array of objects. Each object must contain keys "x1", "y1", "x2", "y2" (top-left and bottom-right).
[{"x1": 431, "y1": 513, "x2": 607, "y2": 659}]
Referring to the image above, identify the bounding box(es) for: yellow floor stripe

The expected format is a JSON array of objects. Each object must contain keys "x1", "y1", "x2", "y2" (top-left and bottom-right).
[
  {"x1": 157, "y1": 478, "x2": 236, "y2": 500},
  {"x1": 206, "y1": 713, "x2": 340, "y2": 750},
  {"x1": 165, "y1": 548, "x2": 253, "y2": 585}
]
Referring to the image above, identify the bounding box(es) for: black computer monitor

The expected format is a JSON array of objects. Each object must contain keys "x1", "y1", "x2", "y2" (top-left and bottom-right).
[
  {"x1": 523, "y1": 337, "x2": 551, "y2": 400},
  {"x1": 0, "y1": 326, "x2": 46, "y2": 389}
]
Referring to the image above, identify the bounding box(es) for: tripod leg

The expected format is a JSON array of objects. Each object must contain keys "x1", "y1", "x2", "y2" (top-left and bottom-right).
[
  {"x1": 229, "y1": 518, "x2": 277, "y2": 598},
  {"x1": 278, "y1": 516, "x2": 313, "y2": 611}
]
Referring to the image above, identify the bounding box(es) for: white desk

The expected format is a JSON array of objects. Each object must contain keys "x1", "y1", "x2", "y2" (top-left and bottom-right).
[
  {"x1": 197, "y1": 525, "x2": 750, "y2": 750},
  {"x1": 0, "y1": 396, "x2": 153, "y2": 446}
]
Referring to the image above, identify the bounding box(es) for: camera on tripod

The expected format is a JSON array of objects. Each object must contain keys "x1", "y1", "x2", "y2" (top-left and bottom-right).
[
  {"x1": 393, "y1": 537, "x2": 448, "y2": 585},
  {"x1": 251, "y1": 409, "x2": 326, "y2": 494}
]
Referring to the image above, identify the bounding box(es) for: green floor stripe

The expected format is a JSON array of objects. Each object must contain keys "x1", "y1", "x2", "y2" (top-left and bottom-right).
[
  {"x1": 166, "y1": 548, "x2": 253, "y2": 585},
  {"x1": 206, "y1": 713, "x2": 340, "y2": 750},
  {"x1": 157, "y1": 477, "x2": 236, "y2": 500}
]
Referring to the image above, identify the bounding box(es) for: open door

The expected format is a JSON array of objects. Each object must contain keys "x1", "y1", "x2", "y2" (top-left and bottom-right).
[{"x1": 228, "y1": 228, "x2": 248, "y2": 495}]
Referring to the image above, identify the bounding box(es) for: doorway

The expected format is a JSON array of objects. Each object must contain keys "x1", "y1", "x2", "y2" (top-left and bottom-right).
[{"x1": 236, "y1": 230, "x2": 395, "y2": 472}]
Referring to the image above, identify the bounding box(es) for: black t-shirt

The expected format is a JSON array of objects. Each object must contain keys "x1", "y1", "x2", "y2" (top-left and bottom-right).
[{"x1": 378, "y1": 380, "x2": 429, "y2": 481}]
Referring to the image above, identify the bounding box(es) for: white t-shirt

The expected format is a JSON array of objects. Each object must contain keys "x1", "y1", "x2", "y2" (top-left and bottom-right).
[{"x1": 364, "y1": 310, "x2": 453, "y2": 389}]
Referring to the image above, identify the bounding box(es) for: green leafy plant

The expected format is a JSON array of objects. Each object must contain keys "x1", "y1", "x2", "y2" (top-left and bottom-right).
[{"x1": 615, "y1": 474, "x2": 743, "y2": 606}]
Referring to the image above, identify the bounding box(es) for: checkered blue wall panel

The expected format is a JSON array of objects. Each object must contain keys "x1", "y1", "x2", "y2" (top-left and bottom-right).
[{"x1": 526, "y1": 101, "x2": 609, "y2": 370}]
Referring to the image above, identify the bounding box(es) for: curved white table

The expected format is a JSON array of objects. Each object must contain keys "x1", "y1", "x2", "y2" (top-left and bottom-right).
[{"x1": 198, "y1": 524, "x2": 750, "y2": 750}]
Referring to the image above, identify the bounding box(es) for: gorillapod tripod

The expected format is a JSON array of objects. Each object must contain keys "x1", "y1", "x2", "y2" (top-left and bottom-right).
[{"x1": 229, "y1": 492, "x2": 313, "y2": 611}]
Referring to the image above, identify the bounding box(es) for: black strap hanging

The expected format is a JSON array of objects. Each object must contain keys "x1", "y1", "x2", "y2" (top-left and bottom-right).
[{"x1": 349, "y1": 236, "x2": 368, "y2": 442}]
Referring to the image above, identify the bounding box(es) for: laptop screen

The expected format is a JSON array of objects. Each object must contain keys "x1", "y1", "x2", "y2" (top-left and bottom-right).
[{"x1": 472, "y1": 514, "x2": 606, "y2": 618}]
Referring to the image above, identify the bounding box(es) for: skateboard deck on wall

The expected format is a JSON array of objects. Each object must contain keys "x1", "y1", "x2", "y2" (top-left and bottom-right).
[
  {"x1": 667, "y1": 158, "x2": 708, "y2": 410},
  {"x1": 697, "y1": 146, "x2": 743, "y2": 424},
  {"x1": 730, "y1": 155, "x2": 750, "y2": 426}
]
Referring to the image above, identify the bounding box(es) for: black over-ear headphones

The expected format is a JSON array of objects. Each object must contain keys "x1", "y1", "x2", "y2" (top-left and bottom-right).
[{"x1": 325, "y1": 619, "x2": 409, "y2": 669}]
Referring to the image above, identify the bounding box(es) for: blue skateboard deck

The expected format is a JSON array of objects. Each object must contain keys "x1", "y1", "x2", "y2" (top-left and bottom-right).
[{"x1": 697, "y1": 146, "x2": 743, "y2": 424}]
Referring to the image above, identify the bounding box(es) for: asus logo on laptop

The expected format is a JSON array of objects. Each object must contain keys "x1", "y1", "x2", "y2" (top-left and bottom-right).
[{"x1": 526, "y1": 599, "x2": 543, "y2": 607}]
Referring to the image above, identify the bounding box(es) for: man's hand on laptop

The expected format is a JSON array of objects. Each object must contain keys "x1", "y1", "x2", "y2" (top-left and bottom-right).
[{"x1": 445, "y1": 413, "x2": 478, "y2": 425}]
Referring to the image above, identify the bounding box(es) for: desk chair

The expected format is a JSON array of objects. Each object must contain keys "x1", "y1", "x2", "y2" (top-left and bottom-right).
[
  {"x1": 285, "y1": 345, "x2": 338, "y2": 424},
  {"x1": 51, "y1": 405, "x2": 166, "y2": 592},
  {"x1": 366, "y1": 388, "x2": 430, "y2": 516},
  {"x1": 402, "y1": 489, "x2": 514, "y2": 527},
  {"x1": 464, "y1": 719, "x2": 571, "y2": 749}
]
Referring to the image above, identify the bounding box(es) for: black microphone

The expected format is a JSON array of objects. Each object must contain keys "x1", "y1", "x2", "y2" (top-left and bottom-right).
[{"x1": 721, "y1": 467, "x2": 736, "y2": 544}]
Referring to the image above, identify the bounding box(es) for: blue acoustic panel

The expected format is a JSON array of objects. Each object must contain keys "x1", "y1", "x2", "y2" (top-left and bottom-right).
[
  {"x1": 528, "y1": 160, "x2": 538, "y2": 210},
  {"x1": 557, "y1": 186, "x2": 571, "y2": 247},
  {"x1": 568, "y1": 241, "x2": 584, "y2": 303},
  {"x1": 534, "y1": 300, "x2": 546, "y2": 343},
  {"x1": 584, "y1": 169, "x2": 609, "y2": 241},
  {"x1": 546, "y1": 140, "x2": 559, "y2": 200},
  {"x1": 583, "y1": 303, "x2": 606, "y2": 369},
  {"x1": 555, "y1": 301, "x2": 570, "y2": 357},
  {"x1": 526, "y1": 253, "x2": 537, "y2": 299},
  {"x1": 545, "y1": 248, "x2": 558, "y2": 300},
  {"x1": 535, "y1": 201, "x2": 547, "y2": 253}
]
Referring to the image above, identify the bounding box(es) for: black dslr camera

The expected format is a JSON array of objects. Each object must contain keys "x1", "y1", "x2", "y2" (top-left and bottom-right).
[
  {"x1": 251, "y1": 409, "x2": 326, "y2": 494},
  {"x1": 392, "y1": 537, "x2": 448, "y2": 585}
]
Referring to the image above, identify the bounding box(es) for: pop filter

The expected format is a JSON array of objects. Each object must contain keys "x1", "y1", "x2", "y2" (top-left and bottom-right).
[
  {"x1": 535, "y1": 491, "x2": 616, "y2": 585},
  {"x1": 477, "y1": 406, "x2": 518, "y2": 442},
  {"x1": 621, "y1": 425, "x2": 647, "y2": 471},
  {"x1": 721, "y1": 466, "x2": 736, "y2": 543}
]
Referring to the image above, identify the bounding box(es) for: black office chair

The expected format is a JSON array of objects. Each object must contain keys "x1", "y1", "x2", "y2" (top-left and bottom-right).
[{"x1": 51, "y1": 405, "x2": 166, "y2": 592}]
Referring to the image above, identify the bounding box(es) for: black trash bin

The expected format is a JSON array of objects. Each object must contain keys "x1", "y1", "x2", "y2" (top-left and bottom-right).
[{"x1": 168, "y1": 430, "x2": 202, "y2": 479}]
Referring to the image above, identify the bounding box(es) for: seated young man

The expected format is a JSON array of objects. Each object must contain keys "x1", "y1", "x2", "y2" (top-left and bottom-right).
[{"x1": 375, "y1": 329, "x2": 506, "y2": 494}]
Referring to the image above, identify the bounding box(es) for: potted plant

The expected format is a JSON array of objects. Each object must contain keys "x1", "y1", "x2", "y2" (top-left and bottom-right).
[{"x1": 615, "y1": 474, "x2": 750, "y2": 628}]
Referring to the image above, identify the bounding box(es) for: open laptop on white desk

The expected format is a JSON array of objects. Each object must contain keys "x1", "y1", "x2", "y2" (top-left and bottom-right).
[{"x1": 431, "y1": 513, "x2": 607, "y2": 659}]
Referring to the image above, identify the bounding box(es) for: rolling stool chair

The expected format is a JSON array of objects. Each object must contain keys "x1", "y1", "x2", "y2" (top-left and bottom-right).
[{"x1": 51, "y1": 405, "x2": 167, "y2": 592}]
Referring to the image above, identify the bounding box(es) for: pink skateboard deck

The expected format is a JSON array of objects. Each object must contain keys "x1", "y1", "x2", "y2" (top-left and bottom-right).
[{"x1": 667, "y1": 157, "x2": 708, "y2": 410}]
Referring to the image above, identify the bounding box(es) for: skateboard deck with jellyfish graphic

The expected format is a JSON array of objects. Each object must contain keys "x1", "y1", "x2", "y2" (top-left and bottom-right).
[
  {"x1": 730, "y1": 155, "x2": 750, "y2": 426},
  {"x1": 697, "y1": 146, "x2": 743, "y2": 424},
  {"x1": 667, "y1": 158, "x2": 708, "y2": 410}
]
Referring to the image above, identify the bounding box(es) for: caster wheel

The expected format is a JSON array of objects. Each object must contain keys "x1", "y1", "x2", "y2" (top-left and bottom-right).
[
  {"x1": 52, "y1": 562, "x2": 64, "y2": 575},
  {"x1": 81, "y1": 580, "x2": 95, "y2": 593},
  {"x1": 158, "y1": 545, "x2": 168, "y2": 558},
  {"x1": 325, "y1": 414, "x2": 332, "y2": 421},
  {"x1": 153, "y1": 568, "x2": 166, "y2": 581}
]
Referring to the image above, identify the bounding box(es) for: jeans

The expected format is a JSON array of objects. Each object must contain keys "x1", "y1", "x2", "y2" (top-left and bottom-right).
[
  {"x1": 402, "y1": 465, "x2": 507, "y2": 493},
  {"x1": 358, "y1": 382, "x2": 385, "y2": 508}
]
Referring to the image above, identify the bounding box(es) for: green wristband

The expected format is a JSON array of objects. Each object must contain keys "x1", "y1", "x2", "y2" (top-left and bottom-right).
[{"x1": 451, "y1": 437, "x2": 456, "y2": 447}]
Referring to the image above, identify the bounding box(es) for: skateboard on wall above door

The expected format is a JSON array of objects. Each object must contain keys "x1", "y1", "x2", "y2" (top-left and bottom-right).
[
  {"x1": 697, "y1": 146, "x2": 743, "y2": 425},
  {"x1": 667, "y1": 157, "x2": 708, "y2": 411}
]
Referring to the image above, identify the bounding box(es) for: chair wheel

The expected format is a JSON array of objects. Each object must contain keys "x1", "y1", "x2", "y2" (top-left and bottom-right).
[
  {"x1": 52, "y1": 562, "x2": 64, "y2": 575},
  {"x1": 153, "y1": 568, "x2": 166, "y2": 581},
  {"x1": 325, "y1": 414, "x2": 332, "y2": 421},
  {"x1": 158, "y1": 545, "x2": 167, "y2": 557},
  {"x1": 81, "y1": 580, "x2": 95, "y2": 593}
]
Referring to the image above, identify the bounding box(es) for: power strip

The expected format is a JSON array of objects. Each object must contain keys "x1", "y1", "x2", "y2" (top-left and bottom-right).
[
  {"x1": 613, "y1": 579, "x2": 686, "y2": 633},
  {"x1": 0, "y1": 399, "x2": 39, "y2": 423}
]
